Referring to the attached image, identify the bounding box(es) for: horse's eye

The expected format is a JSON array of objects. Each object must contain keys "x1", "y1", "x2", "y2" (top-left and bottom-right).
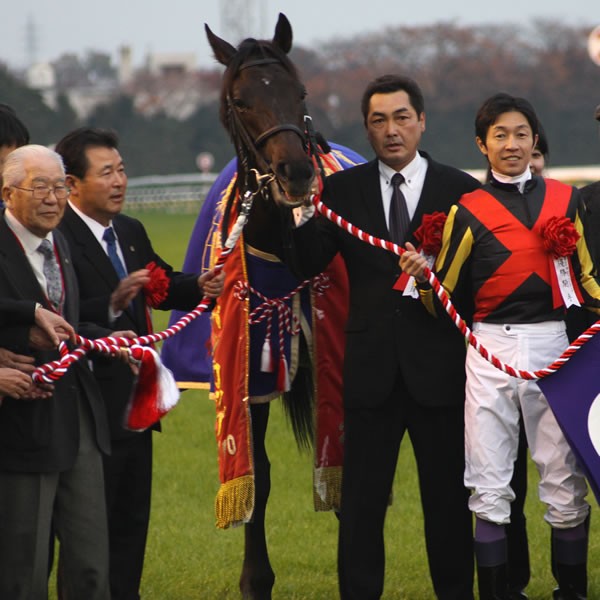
[
  {"x1": 232, "y1": 98, "x2": 249, "y2": 110},
  {"x1": 300, "y1": 88, "x2": 307, "y2": 100}
]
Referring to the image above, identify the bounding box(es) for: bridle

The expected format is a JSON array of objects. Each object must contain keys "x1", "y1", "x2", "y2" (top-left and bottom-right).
[{"x1": 224, "y1": 53, "x2": 326, "y2": 194}]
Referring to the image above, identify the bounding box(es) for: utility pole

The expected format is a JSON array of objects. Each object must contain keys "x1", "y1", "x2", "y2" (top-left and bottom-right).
[
  {"x1": 25, "y1": 14, "x2": 38, "y2": 67},
  {"x1": 219, "y1": 0, "x2": 267, "y2": 44}
]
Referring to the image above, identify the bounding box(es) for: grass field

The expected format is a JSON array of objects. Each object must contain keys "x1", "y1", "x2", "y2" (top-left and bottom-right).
[{"x1": 52, "y1": 210, "x2": 600, "y2": 599}]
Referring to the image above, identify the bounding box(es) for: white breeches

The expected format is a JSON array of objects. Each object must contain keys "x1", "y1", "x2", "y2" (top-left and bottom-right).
[{"x1": 464, "y1": 321, "x2": 589, "y2": 528}]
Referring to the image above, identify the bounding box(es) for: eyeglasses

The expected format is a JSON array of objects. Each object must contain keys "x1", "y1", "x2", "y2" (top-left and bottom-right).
[{"x1": 13, "y1": 184, "x2": 70, "y2": 200}]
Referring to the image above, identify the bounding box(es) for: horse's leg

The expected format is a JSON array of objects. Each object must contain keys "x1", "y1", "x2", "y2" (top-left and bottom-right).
[{"x1": 240, "y1": 402, "x2": 275, "y2": 600}]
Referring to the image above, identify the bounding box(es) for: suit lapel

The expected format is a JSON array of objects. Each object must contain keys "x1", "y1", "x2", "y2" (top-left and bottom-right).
[
  {"x1": 0, "y1": 217, "x2": 50, "y2": 305},
  {"x1": 112, "y1": 217, "x2": 148, "y2": 326},
  {"x1": 113, "y1": 217, "x2": 143, "y2": 273},
  {"x1": 53, "y1": 231, "x2": 78, "y2": 323},
  {"x1": 357, "y1": 160, "x2": 390, "y2": 241},
  {"x1": 411, "y1": 153, "x2": 441, "y2": 231},
  {"x1": 63, "y1": 205, "x2": 121, "y2": 290}
]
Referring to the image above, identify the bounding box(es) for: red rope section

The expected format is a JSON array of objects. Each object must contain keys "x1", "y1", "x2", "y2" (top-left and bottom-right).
[
  {"x1": 312, "y1": 194, "x2": 600, "y2": 381},
  {"x1": 32, "y1": 190, "x2": 255, "y2": 385}
]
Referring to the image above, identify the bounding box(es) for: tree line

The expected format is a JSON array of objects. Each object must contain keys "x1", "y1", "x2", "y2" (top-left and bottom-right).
[{"x1": 1, "y1": 19, "x2": 599, "y2": 176}]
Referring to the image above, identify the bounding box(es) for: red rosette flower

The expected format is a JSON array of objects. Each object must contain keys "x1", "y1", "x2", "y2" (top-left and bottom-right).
[
  {"x1": 414, "y1": 211, "x2": 447, "y2": 256},
  {"x1": 541, "y1": 216, "x2": 580, "y2": 258},
  {"x1": 143, "y1": 261, "x2": 170, "y2": 308}
]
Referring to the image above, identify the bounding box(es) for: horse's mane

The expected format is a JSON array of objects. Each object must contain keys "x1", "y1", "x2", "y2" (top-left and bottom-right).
[{"x1": 219, "y1": 37, "x2": 300, "y2": 128}]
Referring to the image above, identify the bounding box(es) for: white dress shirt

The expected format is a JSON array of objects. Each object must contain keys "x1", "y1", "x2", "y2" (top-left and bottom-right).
[{"x1": 378, "y1": 151, "x2": 428, "y2": 229}]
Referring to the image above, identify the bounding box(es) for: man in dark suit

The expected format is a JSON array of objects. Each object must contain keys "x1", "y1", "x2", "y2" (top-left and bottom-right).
[
  {"x1": 55, "y1": 127, "x2": 224, "y2": 600},
  {"x1": 567, "y1": 103, "x2": 600, "y2": 340},
  {"x1": 0, "y1": 144, "x2": 111, "y2": 599},
  {"x1": 288, "y1": 75, "x2": 480, "y2": 599},
  {"x1": 0, "y1": 299, "x2": 77, "y2": 399}
]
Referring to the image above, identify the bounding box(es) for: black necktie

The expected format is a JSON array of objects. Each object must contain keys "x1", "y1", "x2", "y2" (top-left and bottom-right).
[
  {"x1": 37, "y1": 239, "x2": 63, "y2": 312},
  {"x1": 103, "y1": 227, "x2": 127, "y2": 280},
  {"x1": 389, "y1": 172, "x2": 410, "y2": 245}
]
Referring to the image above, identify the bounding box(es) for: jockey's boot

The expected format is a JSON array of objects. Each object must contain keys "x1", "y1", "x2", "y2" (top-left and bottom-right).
[
  {"x1": 475, "y1": 539, "x2": 509, "y2": 600},
  {"x1": 551, "y1": 522, "x2": 588, "y2": 600}
]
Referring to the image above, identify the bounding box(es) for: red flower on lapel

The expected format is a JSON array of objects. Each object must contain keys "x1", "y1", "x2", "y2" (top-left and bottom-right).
[
  {"x1": 414, "y1": 211, "x2": 447, "y2": 256},
  {"x1": 143, "y1": 262, "x2": 170, "y2": 308},
  {"x1": 541, "y1": 216, "x2": 580, "y2": 258}
]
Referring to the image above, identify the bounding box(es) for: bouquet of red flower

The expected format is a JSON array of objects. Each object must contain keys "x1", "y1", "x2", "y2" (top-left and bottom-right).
[
  {"x1": 414, "y1": 211, "x2": 447, "y2": 256},
  {"x1": 143, "y1": 262, "x2": 170, "y2": 308},
  {"x1": 541, "y1": 216, "x2": 580, "y2": 258}
]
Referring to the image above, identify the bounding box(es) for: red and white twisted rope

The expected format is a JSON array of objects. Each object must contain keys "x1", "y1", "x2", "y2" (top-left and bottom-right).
[
  {"x1": 235, "y1": 278, "x2": 308, "y2": 369},
  {"x1": 32, "y1": 191, "x2": 255, "y2": 385},
  {"x1": 312, "y1": 194, "x2": 600, "y2": 381}
]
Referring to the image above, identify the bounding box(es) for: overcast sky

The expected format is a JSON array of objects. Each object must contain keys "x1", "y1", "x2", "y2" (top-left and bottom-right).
[{"x1": 2, "y1": 0, "x2": 598, "y2": 71}]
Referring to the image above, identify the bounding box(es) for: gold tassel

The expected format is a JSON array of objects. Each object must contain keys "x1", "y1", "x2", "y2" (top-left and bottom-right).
[
  {"x1": 215, "y1": 475, "x2": 255, "y2": 529},
  {"x1": 313, "y1": 466, "x2": 342, "y2": 512}
]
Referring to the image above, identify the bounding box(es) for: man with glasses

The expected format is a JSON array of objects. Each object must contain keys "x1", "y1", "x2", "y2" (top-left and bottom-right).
[{"x1": 0, "y1": 144, "x2": 111, "y2": 600}]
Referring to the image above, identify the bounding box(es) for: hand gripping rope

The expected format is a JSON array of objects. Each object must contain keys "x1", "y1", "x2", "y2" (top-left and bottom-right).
[
  {"x1": 32, "y1": 172, "x2": 272, "y2": 386},
  {"x1": 311, "y1": 194, "x2": 600, "y2": 381}
]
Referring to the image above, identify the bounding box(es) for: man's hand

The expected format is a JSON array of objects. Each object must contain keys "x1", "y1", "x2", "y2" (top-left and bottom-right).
[
  {"x1": 399, "y1": 242, "x2": 429, "y2": 283},
  {"x1": 34, "y1": 306, "x2": 75, "y2": 346},
  {"x1": 0, "y1": 348, "x2": 36, "y2": 374},
  {"x1": 23, "y1": 382, "x2": 54, "y2": 400},
  {"x1": 0, "y1": 367, "x2": 33, "y2": 399},
  {"x1": 198, "y1": 269, "x2": 225, "y2": 299},
  {"x1": 110, "y1": 270, "x2": 151, "y2": 312},
  {"x1": 29, "y1": 325, "x2": 66, "y2": 351},
  {"x1": 109, "y1": 330, "x2": 139, "y2": 373}
]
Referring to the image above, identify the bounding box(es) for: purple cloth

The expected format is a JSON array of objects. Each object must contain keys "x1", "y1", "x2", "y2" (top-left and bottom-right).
[
  {"x1": 538, "y1": 326, "x2": 600, "y2": 504},
  {"x1": 161, "y1": 143, "x2": 366, "y2": 388}
]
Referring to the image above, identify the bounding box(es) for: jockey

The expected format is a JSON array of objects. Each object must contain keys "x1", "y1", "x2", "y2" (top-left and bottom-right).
[{"x1": 401, "y1": 92, "x2": 600, "y2": 600}]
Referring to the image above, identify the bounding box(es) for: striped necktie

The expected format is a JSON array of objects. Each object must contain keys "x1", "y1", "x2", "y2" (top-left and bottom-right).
[{"x1": 37, "y1": 239, "x2": 63, "y2": 312}]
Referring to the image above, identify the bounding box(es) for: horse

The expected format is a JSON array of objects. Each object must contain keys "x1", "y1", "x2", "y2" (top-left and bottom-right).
[{"x1": 161, "y1": 13, "x2": 364, "y2": 599}]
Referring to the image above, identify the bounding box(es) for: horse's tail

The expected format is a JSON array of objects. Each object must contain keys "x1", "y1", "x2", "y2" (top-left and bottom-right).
[{"x1": 281, "y1": 336, "x2": 314, "y2": 451}]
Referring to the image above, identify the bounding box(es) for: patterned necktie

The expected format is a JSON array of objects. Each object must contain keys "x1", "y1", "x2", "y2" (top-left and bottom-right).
[
  {"x1": 103, "y1": 227, "x2": 127, "y2": 280},
  {"x1": 37, "y1": 239, "x2": 63, "y2": 311},
  {"x1": 389, "y1": 172, "x2": 411, "y2": 245}
]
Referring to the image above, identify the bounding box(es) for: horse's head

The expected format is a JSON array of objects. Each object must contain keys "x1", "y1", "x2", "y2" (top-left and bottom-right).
[{"x1": 206, "y1": 13, "x2": 316, "y2": 208}]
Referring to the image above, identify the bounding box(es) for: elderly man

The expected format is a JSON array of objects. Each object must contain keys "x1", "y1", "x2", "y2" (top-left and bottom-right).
[
  {"x1": 0, "y1": 145, "x2": 111, "y2": 599},
  {"x1": 0, "y1": 298, "x2": 76, "y2": 399}
]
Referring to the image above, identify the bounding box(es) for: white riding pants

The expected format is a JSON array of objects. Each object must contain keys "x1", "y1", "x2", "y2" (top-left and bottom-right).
[{"x1": 464, "y1": 321, "x2": 589, "y2": 528}]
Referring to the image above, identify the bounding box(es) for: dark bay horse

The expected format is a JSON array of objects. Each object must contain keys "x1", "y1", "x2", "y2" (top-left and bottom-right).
[{"x1": 161, "y1": 13, "x2": 363, "y2": 599}]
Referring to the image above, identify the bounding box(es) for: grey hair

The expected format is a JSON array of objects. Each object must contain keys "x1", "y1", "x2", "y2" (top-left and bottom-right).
[{"x1": 2, "y1": 144, "x2": 65, "y2": 188}]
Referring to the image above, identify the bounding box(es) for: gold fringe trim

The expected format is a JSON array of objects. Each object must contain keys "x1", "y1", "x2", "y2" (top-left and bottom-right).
[
  {"x1": 313, "y1": 466, "x2": 342, "y2": 512},
  {"x1": 215, "y1": 475, "x2": 255, "y2": 529},
  {"x1": 175, "y1": 381, "x2": 210, "y2": 391}
]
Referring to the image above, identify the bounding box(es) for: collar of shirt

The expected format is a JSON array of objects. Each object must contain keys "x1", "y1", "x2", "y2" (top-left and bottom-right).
[
  {"x1": 69, "y1": 200, "x2": 127, "y2": 262},
  {"x1": 378, "y1": 152, "x2": 428, "y2": 226},
  {"x1": 490, "y1": 168, "x2": 532, "y2": 193},
  {"x1": 69, "y1": 200, "x2": 114, "y2": 246},
  {"x1": 68, "y1": 201, "x2": 126, "y2": 322},
  {"x1": 4, "y1": 208, "x2": 55, "y2": 292}
]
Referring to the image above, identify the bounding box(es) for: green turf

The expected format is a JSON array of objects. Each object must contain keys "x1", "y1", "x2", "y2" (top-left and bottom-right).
[{"x1": 48, "y1": 210, "x2": 599, "y2": 599}]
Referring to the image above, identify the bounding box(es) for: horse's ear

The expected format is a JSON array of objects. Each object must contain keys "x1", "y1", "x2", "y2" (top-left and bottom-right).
[
  {"x1": 272, "y1": 13, "x2": 293, "y2": 54},
  {"x1": 205, "y1": 23, "x2": 237, "y2": 66}
]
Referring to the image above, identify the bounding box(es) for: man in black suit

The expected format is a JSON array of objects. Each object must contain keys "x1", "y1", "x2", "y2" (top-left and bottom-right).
[
  {"x1": 55, "y1": 127, "x2": 223, "y2": 600},
  {"x1": 0, "y1": 144, "x2": 111, "y2": 599},
  {"x1": 288, "y1": 75, "x2": 480, "y2": 599},
  {"x1": 0, "y1": 299, "x2": 77, "y2": 399},
  {"x1": 567, "y1": 104, "x2": 600, "y2": 340}
]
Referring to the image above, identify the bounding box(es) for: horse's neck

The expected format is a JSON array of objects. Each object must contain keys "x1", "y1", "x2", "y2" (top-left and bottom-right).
[{"x1": 243, "y1": 192, "x2": 291, "y2": 260}]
